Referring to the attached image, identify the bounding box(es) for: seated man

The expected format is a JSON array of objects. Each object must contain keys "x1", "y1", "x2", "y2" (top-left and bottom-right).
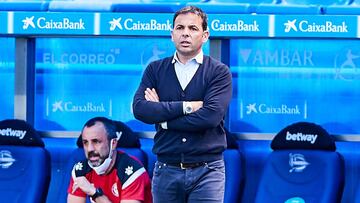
[{"x1": 67, "y1": 117, "x2": 152, "y2": 203}]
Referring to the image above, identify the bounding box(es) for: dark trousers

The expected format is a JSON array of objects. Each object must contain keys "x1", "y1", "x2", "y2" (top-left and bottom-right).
[{"x1": 152, "y1": 159, "x2": 225, "y2": 203}]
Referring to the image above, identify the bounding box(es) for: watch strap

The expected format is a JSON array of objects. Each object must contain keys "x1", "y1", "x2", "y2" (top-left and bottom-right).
[{"x1": 91, "y1": 188, "x2": 103, "y2": 201}]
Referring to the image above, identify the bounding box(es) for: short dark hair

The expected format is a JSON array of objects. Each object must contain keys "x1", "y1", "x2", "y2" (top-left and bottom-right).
[
  {"x1": 173, "y1": 5, "x2": 208, "y2": 31},
  {"x1": 82, "y1": 117, "x2": 117, "y2": 141}
]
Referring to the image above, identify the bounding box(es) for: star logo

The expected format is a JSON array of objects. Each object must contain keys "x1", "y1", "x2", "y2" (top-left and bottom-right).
[
  {"x1": 75, "y1": 162, "x2": 83, "y2": 171},
  {"x1": 109, "y1": 18, "x2": 122, "y2": 31},
  {"x1": 125, "y1": 166, "x2": 133, "y2": 176},
  {"x1": 52, "y1": 101, "x2": 64, "y2": 112},
  {"x1": 284, "y1": 19, "x2": 297, "y2": 32},
  {"x1": 22, "y1": 16, "x2": 35, "y2": 29},
  {"x1": 246, "y1": 103, "x2": 257, "y2": 114}
]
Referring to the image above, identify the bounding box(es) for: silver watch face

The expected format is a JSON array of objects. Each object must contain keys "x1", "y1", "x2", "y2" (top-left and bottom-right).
[{"x1": 185, "y1": 105, "x2": 192, "y2": 113}]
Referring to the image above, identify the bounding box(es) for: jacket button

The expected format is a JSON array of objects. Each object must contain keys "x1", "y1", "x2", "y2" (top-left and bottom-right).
[
  {"x1": 182, "y1": 138, "x2": 187, "y2": 143},
  {"x1": 181, "y1": 92, "x2": 185, "y2": 97}
]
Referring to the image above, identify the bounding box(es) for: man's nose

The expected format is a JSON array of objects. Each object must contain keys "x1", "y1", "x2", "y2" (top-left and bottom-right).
[
  {"x1": 87, "y1": 143, "x2": 95, "y2": 151},
  {"x1": 182, "y1": 28, "x2": 190, "y2": 37}
]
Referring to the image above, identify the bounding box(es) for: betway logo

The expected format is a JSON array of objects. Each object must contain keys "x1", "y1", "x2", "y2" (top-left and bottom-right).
[
  {"x1": 246, "y1": 103, "x2": 300, "y2": 115},
  {"x1": 109, "y1": 17, "x2": 171, "y2": 31},
  {"x1": 284, "y1": 19, "x2": 348, "y2": 33},
  {"x1": 52, "y1": 100, "x2": 106, "y2": 113},
  {"x1": 286, "y1": 131, "x2": 318, "y2": 144},
  {"x1": 0, "y1": 128, "x2": 26, "y2": 140},
  {"x1": 211, "y1": 19, "x2": 259, "y2": 32},
  {"x1": 22, "y1": 16, "x2": 85, "y2": 30}
]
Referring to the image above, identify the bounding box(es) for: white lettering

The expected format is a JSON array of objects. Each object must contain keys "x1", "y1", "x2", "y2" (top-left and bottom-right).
[
  {"x1": 299, "y1": 21, "x2": 348, "y2": 33},
  {"x1": 250, "y1": 50, "x2": 314, "y2": 67},
  {"x1": 0, "y1": 128, "x2": 26, "y2": 139},
  {"x1": 286, "y1": 131, "x2": 318, "y2": 144},
  {"x1": 42, "y1": 52, "x2": 116, "y2": 64},
  {"x1": 64, "y1": 102, "x2": 106, "y2": 112},
  {"x1": 211, "y1": 19, "x2": 259, "y2": 32},
  {"x1": 124, "y1": 19, "x2": 171, "y2": 31},
  {"x1": 258, "y1": 104, "x2": 300, "y2": 115},
  {"x1": 37, "y1": 17, "x2": 85, "y2": 30}
]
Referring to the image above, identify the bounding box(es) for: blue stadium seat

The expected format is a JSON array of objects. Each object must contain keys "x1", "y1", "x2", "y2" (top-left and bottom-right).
[
  {"x1": 324, "y1": 0, "x2": 360, "y2": 14},
  {"x1": 45, "y1": 138, "x2": 78, "y2": 203},
  {"x1": 48, "y1": 0, "x2": 115, "y2": 12},
  {"x1": 186, "y1": 0, "x2": 251, "y2": 14},
  {"x1": 256, "y1": 0, "x2": 352, "y2": 14},
  {"x1": 336, "y1": 141, "x2": 360, "y2": 203},
  {"x1": 354, "y1": 181, "x2": 360, "y2": 203},
  {"x1": 223, "y1": 149, "x2": 243, "y2": 203},
  {"x1": 186, "y1": 0, "x2": 279, "y2": 14},
  {"x1": 0, "y1": 1, "x2": 49, "y2": 11},
  {"x1": 255, "y1": 122, "x2": 345, "y2": 203},
  {"x1": 0, "y1": 119, "x2": 51, "y2": 203},
  {"x1": 111, "y1": 2, "x2": 185, "y2": 13}
]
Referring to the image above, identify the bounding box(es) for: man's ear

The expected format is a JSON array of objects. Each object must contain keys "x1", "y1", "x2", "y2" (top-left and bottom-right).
[
  {"x1": 171, "y1": 29, "x2": 176, "y2": 42},
  {"x1": 202, "y1": 30, "x2": 209, "y2": 43},
  {"x1": 111, "y1": 138, "x2": 118, "y2": 149}
]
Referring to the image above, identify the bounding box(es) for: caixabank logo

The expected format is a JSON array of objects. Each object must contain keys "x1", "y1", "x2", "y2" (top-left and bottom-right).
[
  {"x1": 101, "y1": 13, "x2": 172, "y2": 36},
  {"x1": 283, "y1": 19, "x2": 348, "y2": 33},
  {"x1": 14, "y1": 12, "x2": 93, "y2": 34},
  {"x1": 22, "y1": 16, "x2": 84, "y2": 30},
  {"x1": 208, "y1": 14, "x2": 268, "y2": 37},
  {"x1": 45, "y1": 97, "x2": 112, "y2": 117},
  {"x1": 276, "y1": 15, "x2": 356, "y2": 38},
  {"x1": 240, "y1": 100, "x2": 307, "y2": 119}
]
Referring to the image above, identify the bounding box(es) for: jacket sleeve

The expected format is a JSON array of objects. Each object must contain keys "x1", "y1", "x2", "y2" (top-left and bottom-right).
[
  {"x1": 167, "y1": 64, "x2": 232, "y2": 132},
  {"x1": 132, "y1": 62, "x2": 184, "y2": 124}
]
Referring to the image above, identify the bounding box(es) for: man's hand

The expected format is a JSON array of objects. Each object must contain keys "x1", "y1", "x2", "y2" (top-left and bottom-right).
[
  {"x1": 72, "y1": 176, "x2": 96, "y2": 196},
  {"x1": 145, "y1": 87, "x2": 203, "y2": 113},
  {"x1": 189, "y1": 101, "x2": 203, "y2": 112},
  {"x1": 144, "y1": 88, "x2": 159, "y2": 102}
]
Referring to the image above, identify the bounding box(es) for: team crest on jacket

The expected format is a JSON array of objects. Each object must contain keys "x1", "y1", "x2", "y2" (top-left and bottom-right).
[
  {"x1": 75, "y1": 162, "x2": 83, "y2": 171},
  {"x1": 125, "y1": 166, "x2": 134, "y2": 175},
  {"x1": 112, "y1": 183, "x2": 119, "y2": 197}
]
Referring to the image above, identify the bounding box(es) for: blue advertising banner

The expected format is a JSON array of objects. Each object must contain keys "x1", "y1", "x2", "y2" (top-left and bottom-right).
[
  {"x1": 100, "y1": 13, "x2": 173, "y2": 36},
  {"x1": 208, "y1": 14, "x2": 270, "y2": 37},
  {"x1": 0, "y1": 38, "x2": 15, "y2": 120},
  {"x1": 13, "y1": 11, "x2": 94, "y2": 35},
  {"x1": 34, "y1": 37, "x2": 209, "y2": 131},
  {"x1": 228, "y1": 38, "x2": 360, "y2": 135},
  {"x1": 2, "y1": 11, "x2": 360, "y2": 38},
  {"x1": 274, "y1": 15, "x2": 357, "y2": 38},
  {"x1": 0, "y1": 12, "x2": 7, "y2": 34}
]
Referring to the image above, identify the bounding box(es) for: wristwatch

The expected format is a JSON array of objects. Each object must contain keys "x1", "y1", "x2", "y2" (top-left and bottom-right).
[
  {"x1": 91, "y1": 188, "x2": 104, "y2": 201},
  {"x1": 184, "y1": 102, "x2": 193, "y2": 114}
]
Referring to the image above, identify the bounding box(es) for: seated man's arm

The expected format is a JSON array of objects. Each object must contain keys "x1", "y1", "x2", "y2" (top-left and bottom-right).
[
  {"x1": 68, "y1": 176, "x2": 113, "y2": 203},
  {"x1": 67, "y1": 194, "x2": 86, "y2": 203},
  {"x1": 121, "y1": 200, "x2": 142, "y2": 203}
]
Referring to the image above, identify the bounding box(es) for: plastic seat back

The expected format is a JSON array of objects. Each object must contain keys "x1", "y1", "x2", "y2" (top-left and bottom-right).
[
  {"x1": 255, "y1": 122, "x2": 344, "y2": 203},
  {"x1": 0, "y1": 119, "x2": 50, "y2": 203}
]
